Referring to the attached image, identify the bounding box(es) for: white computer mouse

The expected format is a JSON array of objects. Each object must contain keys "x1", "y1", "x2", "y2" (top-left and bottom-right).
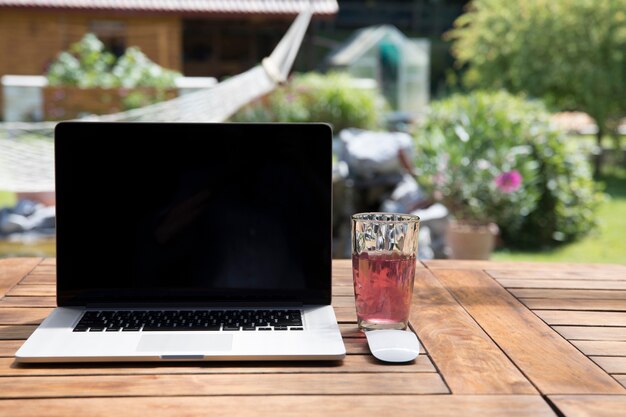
[{"x1": 365, "y1": 329, "x2": 420, "y2": 363}]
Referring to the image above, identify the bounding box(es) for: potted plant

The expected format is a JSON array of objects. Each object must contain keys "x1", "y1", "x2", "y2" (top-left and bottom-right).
[
  {"x1": 413, "y1": 91, "x2": 542, "y2": 259},
  {"x1": 45, "y1": 34, "x2": 180, "y2": 119}
]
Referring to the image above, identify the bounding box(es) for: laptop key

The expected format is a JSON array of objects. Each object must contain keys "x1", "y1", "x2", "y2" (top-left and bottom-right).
[
  {"x1": 290, "y1": 327, "x2": 304, "y2": 331},
  {"x1": 73, "y1": 326, "x2": 88, "y2": 332},
  {"x1": 122, "y1": 327, "x2": 140, "y2": 331},
  {"x1": 88, "y1": 327, "x2": 104, "y2": 332}
]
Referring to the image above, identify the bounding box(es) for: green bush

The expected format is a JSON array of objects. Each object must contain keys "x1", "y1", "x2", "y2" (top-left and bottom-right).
[
  {"x1": 47, "y1": 34, "x2": 180, "y2": 109},
  {"x1": 232, "y1": 72, "x2": 387, "y2": 132},
  {"x1": 447, "y1": 0, "x2": 626, "y2": 174},
  {"x1": 414, "y1": 90, "x2": 603, "y2": 248}
]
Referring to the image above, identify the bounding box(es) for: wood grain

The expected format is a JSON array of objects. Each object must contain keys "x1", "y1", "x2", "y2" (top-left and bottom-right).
[
  {"x1": 433, "y1": 269, "x2": 625, "y2": 394},
  {"x1": 338, "y1": 323, "x2": 362, "y2": 338},
  {"x1": 29, "y1": 266, "x2": 56, "y2": 275},
  {"x1": 0, "y1": 340, "x2": 24, "y2": 357},
  {"x1": 0, "y1": 355, "x2": 437, "y2": 376},
  {"x1": 0, "y1": 258, "x2": 41, "y2": 297},
  {"x1": 332, "y1": 286, "x2": 354, "y2": 296},
  {"x1": 331, "y1": 296, "x2": 355, "y2": 308},
  {"x1": 616, "y1": 375, "x2": 626, "y2": 388},
  {"x1": 550, "y1": 395, "x2": 626, "y2": 417},
  {"x1": 0, "y1": 296, "x2": 56, "y2": 308},
  {"x1": 5, "y1": 285, "x2": 55, "y2": 297},
  {"x1": 0, "y1": 325, "x2": 37, "y2": 340},
  {"x1": 19, "y1": 274, "x2": 55, "y2": 285},
  {"x1": 510, "y1": 289, "x2": 626, "y2": 300},
  {"x1": 39, "y1": 258, "x2": 56, "y2": 266},
  {"x1": 521, "y1": 299, "x2": 626, "y2": 311},
  {"x1": 0, "y1": 308, "x2": 53, "y2": 325},
  {"x1": 0, "y1": 373, "x2": 449, "y2": 397},
  {"x1": 553, "y1": 326, "x2": 626, "y2": 341},
  {"x1": 410, "y1": 269, "x2": 535, "y2": 394},
  {"x1": 0, "y1": 396, "x2": 556, "y2": 417},
  {"x1": 498, "y1": 279, "x2": 626, "y2": 290},
  {"x1": 591, "y1": 357, "x2": 626, "y2": 373},
  {"x1": 333, "y1": 307, "x2": 357, "y2": 323},
  {"x1": 424, "y1": 260, "x2": 626, "y2": 271},
  {"x1": 571, "y1": 341, "x2": 626, "y2": 356},
  {"x1": 535, "y1": 311, "x2": 626, "y2": 326},
  {"x1": 487, "y1": 269, "x2": 626, "y2": 281}
]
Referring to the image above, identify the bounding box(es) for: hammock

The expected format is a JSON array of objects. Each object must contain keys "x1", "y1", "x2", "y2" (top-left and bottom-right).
[{"x1": 0, "y1": 8, "x2": 311, "y2": 193}]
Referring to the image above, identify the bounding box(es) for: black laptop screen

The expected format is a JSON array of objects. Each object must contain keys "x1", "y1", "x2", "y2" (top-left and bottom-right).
[{"x1": 55, "y1": 123, "x2": 332, "y2": 306}]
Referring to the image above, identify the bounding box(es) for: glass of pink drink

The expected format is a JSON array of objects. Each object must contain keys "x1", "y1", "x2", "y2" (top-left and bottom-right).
[{"x1": 351, "y1": 213, "x2": 420, "y2": 331}]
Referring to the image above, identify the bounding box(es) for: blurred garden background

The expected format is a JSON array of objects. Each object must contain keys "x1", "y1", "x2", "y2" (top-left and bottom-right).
[{"x1": 0, "y1": 0, "x2": 624, "y2": 263}]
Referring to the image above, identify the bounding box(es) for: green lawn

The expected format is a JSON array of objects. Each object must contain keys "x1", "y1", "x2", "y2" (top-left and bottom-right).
[{"x1": 493, "y1": 166, "x2": 626, "y2": 264}]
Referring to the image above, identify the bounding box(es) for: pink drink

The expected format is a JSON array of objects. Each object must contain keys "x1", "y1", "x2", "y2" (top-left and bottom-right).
[{"x1": 352, "y1": 251, "x2": 416, "y2": 330}]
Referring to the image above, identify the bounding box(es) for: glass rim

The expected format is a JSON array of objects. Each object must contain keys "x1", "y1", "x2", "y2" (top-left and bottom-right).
[{"x1": 351, "y1": 212, "x2": 420, "y2": 224}]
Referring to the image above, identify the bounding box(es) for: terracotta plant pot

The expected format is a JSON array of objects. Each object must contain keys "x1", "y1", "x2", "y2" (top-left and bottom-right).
[{"x1": 446, "y1": 220, "x2": 499, "y2": 260}]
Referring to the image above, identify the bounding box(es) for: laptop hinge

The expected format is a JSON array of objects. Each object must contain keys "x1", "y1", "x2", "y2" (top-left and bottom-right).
[{"x1": 84, "y1": 301, "x2": 305, "y2": 309}]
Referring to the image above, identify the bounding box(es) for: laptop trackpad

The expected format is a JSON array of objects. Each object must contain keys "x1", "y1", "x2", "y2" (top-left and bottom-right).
[{"x1": 136, "y1": 334, "x2": 233, "y2": 353}]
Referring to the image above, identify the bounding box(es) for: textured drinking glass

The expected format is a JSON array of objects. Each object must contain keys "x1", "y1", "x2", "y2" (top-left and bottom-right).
[{"x1": 351, "y1": 213, "x2": 420, "y2": 331}]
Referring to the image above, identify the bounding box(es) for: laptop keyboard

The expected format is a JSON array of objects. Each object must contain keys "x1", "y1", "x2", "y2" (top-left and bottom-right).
[{"x1": 73, "y1": 309, "x2": 304, "y2": 332}]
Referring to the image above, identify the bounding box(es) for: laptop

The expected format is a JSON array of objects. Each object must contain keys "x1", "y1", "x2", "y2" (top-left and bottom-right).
[{"x1": 16, "y1": 122, "x2": 346, "y2": 362}]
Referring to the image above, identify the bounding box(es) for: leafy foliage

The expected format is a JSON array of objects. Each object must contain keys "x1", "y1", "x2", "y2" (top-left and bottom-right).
[
  {"x1": 448, "y1": 0, "x2": 626, "y2": 171},
  {"x1": 232, "y1": 72, "x2": 387, "y2": 132},
  {"x1": 46, "y1": 34, "x2": 180, "y2": 109},
  {"x1": 414, "y1": 91, "x2": 603, "y2": 248}
]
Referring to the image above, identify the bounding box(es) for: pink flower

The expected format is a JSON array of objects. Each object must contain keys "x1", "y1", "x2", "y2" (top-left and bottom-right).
[{"x1": 495, "y1": 170, "x2": 522, "y2": 193}]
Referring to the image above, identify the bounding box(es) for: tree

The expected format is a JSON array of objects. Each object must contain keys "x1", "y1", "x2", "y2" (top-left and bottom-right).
[{"x1": 448, "y1": 0, "x2": 626, "y2": 175}]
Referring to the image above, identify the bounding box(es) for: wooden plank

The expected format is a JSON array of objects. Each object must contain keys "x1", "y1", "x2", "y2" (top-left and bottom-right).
[
  {"x1": 425, "y1": 260, "x2": 626, "y2": 271},
  {"x1": 332, "y1": 286, "x2": 354, "y2": 296},
  {"x1": 0, "y1": 308, "x2": 52, "y2": 325},
  {"x1": 591, "y1": 357, "x2": 626, "y2": 373},
  {"x1": 0, "y1": 296, "x2": 56, "y2": 308},
  {"x1": 0, "y1": 325, "x2": 37, "y2": 340},
  {"x1": 535, "y1": 311, "x2": 626, "y2": 326},
  {"x1": 410, "y1": 269, "x2": 535, "y2": 394},
  {"x1": 331, "y1": 296, "x2": 355, "y2": 308},
  {"x1": 0, "y1": 258, "x2": 41, "y2": 297},
  {"x1": 0, "y1": 340, "x2": 23, "y2": 357},
  {"x1": 510, "y1": 289, "x2": 626, "y2": 300},
  {"x1": 550, "y1": 395, "x2": 626, "y2": 417},
  {"x1": 616, "y1": 375, "x2": 626, "y2": 388},
  {"x1": 0, "y1": 373, "x2": 449, "y2": 397},
  {"x1": 488, "y1": 269, "x2": 626, "y2": 281},
  {"x1": 521, "y1": 299, "x2": 626, "y2": 311},
  {"x1": 0, "y1": 355, "x2": 437, "y2": 376},
  {"x1": 4, "y1": 285, "x2": 54, "y2": 297},
  {"x1": 497, "y1": 279, "x2": 626, "y2": 290},
  {"x1": 553, "y1": 326, "x2": 626, "y2": 341},
  {"x1": 344, "y1": 337, "x2": 370, "y2": 355},
  {"x1": 0, "y1": 396, "x2": 556, "y2": 417},
  {"x1": 39, "y1": 258, "x2": 56, "y2": 266},
  {"x1": 571, "y1": 341, "x2": 626, "y2": 356},
  {"x1": 28, "y1": 266, "x2": 56, "y2": 275},
  {"x1": 339, "y1": 323, "x2": 362, "y2": 338},
  {"x1": 334, "y1": 306, "x2": 357, "y2": 323},
  {"x1": 433, "y1": 269, "x2": 625, "y2": 394},
  {"x1": 19, "y1": 274, "x2": 55, "y2": 285}
]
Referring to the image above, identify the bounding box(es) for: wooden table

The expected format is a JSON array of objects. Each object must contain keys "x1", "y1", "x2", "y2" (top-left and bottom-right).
[{"x1": 1, "y1": 258, "x2": 626, "y2": 416}]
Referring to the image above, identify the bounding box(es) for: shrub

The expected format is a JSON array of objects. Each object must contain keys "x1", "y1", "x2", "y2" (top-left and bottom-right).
[
  {"x1": 47, "y1": 34, "x2": 180, "y2": 110},
  {"x1": 232, "y1": 72, "x2": 387, "y2": 132},
  {"x1": 447, "y1": 0, "x2": 626, "y2": 175},
  {"x1": 414, "y1": 90, "x2": 603, "y2": 248}
]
